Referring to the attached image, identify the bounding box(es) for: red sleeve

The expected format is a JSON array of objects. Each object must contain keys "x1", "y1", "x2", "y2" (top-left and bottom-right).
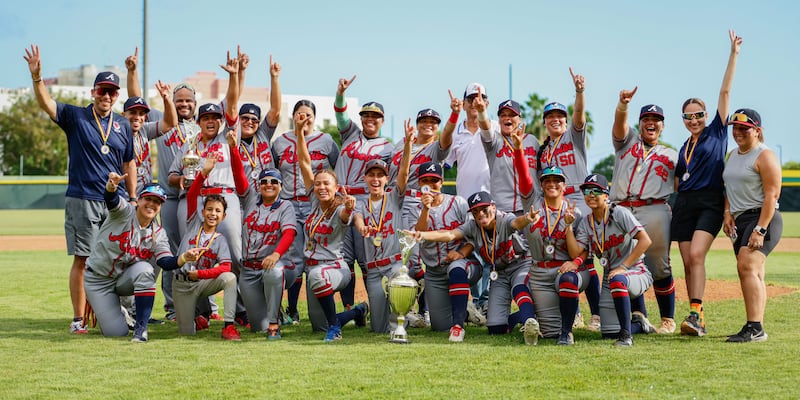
[
  {"x1": 197, "y1": 261, "x2": 231, "y2": 280},
  {"x1": 229, "y1": 141, "x2": 249, "y2": 195},
  {"x1": 274, "y1": 228, "x2": 296, "y2": 256},
  {"x1": 514, "y1": 148, "x2": 533, "y2": 195},
  {"x1": 187, "y1": 172, "x2": 208, "y2": 219}
]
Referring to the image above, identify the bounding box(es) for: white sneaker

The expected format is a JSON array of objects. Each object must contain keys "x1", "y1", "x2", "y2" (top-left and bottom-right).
[
  {"x1": 586, "y1": 314, "x2": 602, "y2": 332},
  {"x1": 572, "y1": 312, "x2": 585, "y2": 329},
  {"x1": 656, "y1": 318, "x2": 676, "y2": 334},
  {"x1": 121, "y1": 306, "x2": 136, "y2": 330},
  {"x1": 466, "y1": 302, "x2": 487, "y2": 326},
  {"x1": 70, "y1": 320, "x2": 88, "y2": 334},
  {"x1": 448, "y1": 325, "x2": 465, "y2": 342},
  {"x1": 406, "y1": 312, "x2": 428, "y2": 328},
  {"x1": 521, "y1": 318, "x2": 541, "y2": 346}
]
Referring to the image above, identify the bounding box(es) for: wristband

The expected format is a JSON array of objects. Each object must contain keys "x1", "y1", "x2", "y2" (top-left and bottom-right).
[
  {"x1": 333, "y1": 104, "x2": 347, "y2": 113},
  {"x1": 477, "y1": 111, "x2": 489, "y2": 122},
  {"x1": 32, "y1": 77, "x2": 42, "y2": 83},
  {"x1": 178, "y1": 254, "x2": 186, "y2": 265},
  {"x1": 129, "y1": 197, "x2": 138, "y2": 202},
  {"x1": 576, "y1": 88, "x2": 584, "y2": 93},
  {"x1": 573, "y1": 256, "x2": 584, "y2": 265},
  {"x1": 343, "y1": 207, "x2": 353, "y2": 215},
  {"x1": 448, "y1": 112, "x2": 459, "y2": 124},
  {"x1": 616, "y1": 102, "x2": 628, "y2": 112}
]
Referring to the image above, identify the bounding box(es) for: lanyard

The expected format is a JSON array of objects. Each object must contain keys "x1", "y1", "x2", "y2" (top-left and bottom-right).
[
  {"x1": 590, "y1": 205, "x2": 609, "y2": 256},
  {"x1": 308, "y1": 203, "x2": 335, "y2": 245},
  {"x1": 91, "y1": 107, "x2": 112, "y2": 147},
  {"x1": 194, "y1": 226, "x2": 219, "y2": 260},
  {"x1": 480, "y1": 225, "x2": 497, "y2": 265},
  {"x1": 683, "y1": 137, "x2": 699, "y2": 170},
  {"x1": 543, "y1": 135, "x2": 563, "y2": 166},
  {"x1": 368, "y1": 193, "x2": 386, "y2": 232},
  {"x1": 133, "y1": 132, "x2": 146, "y2": 165},
  {"x1": 544, "y1": 202, "x2": 564, "y2": 238},
  {"x1": 174, "y1": 122, "x2": 188, "y2": 145},
  {"x1": 240, "y1": 137, "x2": 258, "y2": 169}
]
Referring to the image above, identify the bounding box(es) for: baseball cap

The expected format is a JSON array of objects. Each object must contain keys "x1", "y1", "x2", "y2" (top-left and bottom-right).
[
  {"x1": 364, "y1": 159, "x2": 389, "y2": 175},
  {"x1": 258, "y1": 169, "x2": 283, "y2": 182},
  {"x1": 464, "y1": 82, "x2": 487, "y2": 99},
  {"x1": 239, "y1": 103, "x2": 262, "y2": 120},
  {"x1": 728, "y1": 108, "x2": 761, "y2": 128},
  {"x1": 417, "y1": 162, "x2": 443, "y2": 180},
  {"x1": 124, "y1": 96, "x2": 150, "y2": 113},
  {"x1": 497, "y1": 100, "x2": 521, "y2": 116},
  {"x1": 540, "y1": 166, "x2": 566, "y2": 182},
  {"x1": 197, "y1": 103, "x2": 223, "y2": 119},
  {"x1": 639, "y1": 104, "x2": 665, "y2": 121},
  {"x1": 416, "y1": 108, "x2": 441, "y2": 123},
  {"x1": 359, "y1": 102, "x2": 384, "y2": 117},
  {"x1": 467, "y1": 191, "x2": 494, "y2": 211},
  {"x1": 580, "y1": 174, "x2": 610, "y2": 193},
  {"x1": 93, "y1": 71, "x2": 120, "y2": 89},
  {"x1": 543, "y1": 102, "x2": 568, "y2": 118},
  {"x1": 139, "y1": 183, "x2": 167, "y2": 203}
]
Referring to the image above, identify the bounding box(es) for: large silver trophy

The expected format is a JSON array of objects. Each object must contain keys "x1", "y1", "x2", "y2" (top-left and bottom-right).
[
  {"x1": 386, "y1": 231, "x2": 421, "y2": 344},
  {"x1": 181, "y1": 121, "x2": 202, "y2": 185}
]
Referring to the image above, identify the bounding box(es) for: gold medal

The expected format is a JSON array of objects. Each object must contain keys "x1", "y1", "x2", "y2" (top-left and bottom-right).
[{"x1": 373, "y1": 236, "x2": 382, "y2": 247}]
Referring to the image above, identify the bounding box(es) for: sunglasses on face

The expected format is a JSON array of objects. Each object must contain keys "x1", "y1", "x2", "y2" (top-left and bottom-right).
[
  {"x1": 95, "y1": 87, "x2": 119, "y2": 97},
  {"x1": 728, "y1": 113, "x2": 757, "y2": 126},
  {"x1": 260, "y1": 179, "x2": 281, "y2": 185},
  {"x1": 240, "y1": 116, "x2": 259, "y2": 122},
  {"x1": 465, "y1": 95, "x2": 488, "y2": 103},
  {"x1": 582, "y1": 188, "x2": 607, "y2": 197},
  {"x1": 682, "y1": 111, "x2": 706, "y2": 120}
]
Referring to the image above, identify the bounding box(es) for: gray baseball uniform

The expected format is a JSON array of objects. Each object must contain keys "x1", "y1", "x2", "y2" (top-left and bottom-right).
[
  {"x1": 389, "y1": 140, "x2": 451, "y2": 230},
  {"x1": 480, "y1": 128, "x2": 540, "y2": 213},
  {"x1": 538, "y1": 125, "x2": 588, "y2": 203},
  {"x1": 237, "y1": 123, "x2": 277, "y2": 210}
]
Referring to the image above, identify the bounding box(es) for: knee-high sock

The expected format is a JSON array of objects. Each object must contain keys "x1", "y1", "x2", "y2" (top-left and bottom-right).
[
  {"x1": 448, "y1": 268, "x2": 470, "y2": 327},
  {"x1": 317, "y1": 294, "x2": 339, "y2": 327},
  {"x1": 134, "y1": 291, "x2": 155, "y2": 328},
  {"x1": 339, "y1": 264, "x2": 356, "y2": 309},
  {"x1": 631, "y1": 293, "x2": 647, "y2": 315},
  {"x1": 336, "y1": 307, "x2": 358, "y2": 326},
  {"x1": 287, "y1": 275, "x2": 302, "y2": 314},
  {"x1": 507, "y1": 311, "x2": 521, "y2": 330},
  {"x1": 558, "y1": 272, "x2": 580, "y2": 333},
  {"x1": 653, "y1": 276, "x2": 675, "y2": 319},
  {"x1": 609, "y1": 275, "x2": 631, "y2": 333},
  {"x1": 512, "y1": 284, "x2": 535, "y2": 321},
  {"x1": 585, "y1": 266, "x2": 601, "y2": 315}
]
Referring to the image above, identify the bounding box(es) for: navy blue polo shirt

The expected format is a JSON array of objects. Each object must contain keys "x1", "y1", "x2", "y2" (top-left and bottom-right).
[{"x1": 675, "y1": 112, "x2": 727, "y2": 192}]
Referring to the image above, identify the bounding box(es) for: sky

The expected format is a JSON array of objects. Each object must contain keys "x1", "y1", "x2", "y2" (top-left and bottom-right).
[{"x1": 2, "y1": 0, "x2": 799, "y2": 170}]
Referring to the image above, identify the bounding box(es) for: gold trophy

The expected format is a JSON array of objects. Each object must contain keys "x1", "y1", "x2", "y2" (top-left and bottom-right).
[
  {"x1": 385, "y1": 231, "x2": 420, "y2": 344},
  {"x1": 181, "y1": 121, "x2": 202, "y2": 185}
]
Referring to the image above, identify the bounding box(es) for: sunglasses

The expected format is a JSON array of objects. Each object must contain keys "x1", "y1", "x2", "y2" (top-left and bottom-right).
[
  {"x1": 95, "y1": 87, "x2": 119, "y2": 97},
  {"x1": 582, "y1": 188, "x2": 607, "y2": 197},
  {"x1": 240, "y1": 116, "x2": 259, "y2": 122},
  {"x1": 682, "y1": 111, "x2": 706, "y2": 120},
  {"x1": 728, "y1": 113, "x2": 757, "y2": 126},
  {"x1": 465, "y1": 95, "x2": 488, "y2": 103},
  {"x1": 260, "y1": 179, "x2": 281, "y2": 185}
]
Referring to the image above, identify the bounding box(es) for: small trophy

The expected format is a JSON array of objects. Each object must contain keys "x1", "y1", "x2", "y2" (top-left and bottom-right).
[
  {"x1": 386, "y1": 231, "x2": 421, "y2": 344},
  {"x1": 182, "y1": 121, "x2": 202, "y2": 185}
]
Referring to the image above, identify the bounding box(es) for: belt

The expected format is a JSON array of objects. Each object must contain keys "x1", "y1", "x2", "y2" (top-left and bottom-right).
[
  {"x1": 200, "y1": 187, "x2": 234, "y2": 196},
  {"x1": 617, "y1": 198, "x2": 666, "y2": 207},
  {"x1": 242, "y1": 260, "x2": 263, "y2": 270},
  {"x1": 340, "y1": 186, "x2": 367, "y2": 195},
  {"x1": 366, "y1": 254, "x2": 402, "y2": 269},
  {"x1": 536, "y1": 260, "x2": 565, "y2": 268},
  {"x1": 291, "y1": 196, "x2": 309, "y2": 202},
  {"x1": 86, "y1": 266, "x2": 102, "y2": 276},
  {"x1": 178, "y1": 193, "x2": 186, "y2": 200},
  {"x1": 741, "y1": 208, "x2": 762, "y2": 215}
]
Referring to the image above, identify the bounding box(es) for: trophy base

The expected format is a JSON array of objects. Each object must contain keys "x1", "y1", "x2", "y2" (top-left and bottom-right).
[{"x1": 389, "y1": 325, "x2": 410, "y2": 344}]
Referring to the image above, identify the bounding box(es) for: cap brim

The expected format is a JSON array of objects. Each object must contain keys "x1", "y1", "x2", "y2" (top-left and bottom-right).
[
  {"x1": 540, "y1": 174, "x2": 566, "y2": 182},
  {"x1": 469, "y1": 201, "x2": 493, "y2": 211},
  {"x1": 364, "y1": 166, "x2": 388, "y2": 175},
  {"x1": 639, "y1": 112, "x2": 664, "y2": 120},
  {"x1": 729, "y1": 120, "x2": 757, "y2": 128},
  {"x1": 142, "y1": 194, "x2": 165, "y2": 202},
  {"x1": 418, "y1": 173, "x2": 443, "y2": 180},
  {"x1": 579, "y1": 183, "x2": 608, "y2": 192},
  {"x1": 125, "y1": 104, "x2": 150, "y2": 112},
  {"x1": 95, "y1": 81, "x2": 120, "y2": 89}
]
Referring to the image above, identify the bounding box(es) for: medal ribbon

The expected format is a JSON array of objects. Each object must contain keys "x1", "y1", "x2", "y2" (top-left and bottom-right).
[
  {"x1": 543, "y1": 135, "x2": 563, "y2": 166},
  {"x1": 368, "y1": 193, "x2": 386, "y2": 234},
  {"x1": 479, "y1": 225, "x2": 497, "y2": 266},
  {"x1": 545, "y1": 203, "x2": 564, "y2": 238},
  {"x1": 240, "y1": 137, "x2": 258, "y2": 169},
  {"x1": 194, "y1": 226, "x2": 219, "y2": 261},
  {"x1": 590, "y1": 204, "x2": 608, "y2": 257},
  {"x1": 91, "y1": 107, "x2": 113, "y2": 148},
  {"x1": 174, "y1": 122, "x2": 188, "y2": 145},
  {"x1": 133, "y1": 133, "x2": 146, "y2": 165},
  {"x1": 308, "y1": 203, "x2": 335, "y2": 247},
  {"x1": 683, "y1": 137, "x2": 699, "y2": 173}
]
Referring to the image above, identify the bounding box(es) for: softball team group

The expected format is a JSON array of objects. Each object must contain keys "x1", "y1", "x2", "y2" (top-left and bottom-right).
[{"x1": 24, "y1": 29, "x2": 782, "y2": 345}]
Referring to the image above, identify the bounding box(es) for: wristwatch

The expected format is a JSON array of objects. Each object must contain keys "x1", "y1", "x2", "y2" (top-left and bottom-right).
[{"x1": 753, "y1": 225, "x2": 767, "y2": 236}]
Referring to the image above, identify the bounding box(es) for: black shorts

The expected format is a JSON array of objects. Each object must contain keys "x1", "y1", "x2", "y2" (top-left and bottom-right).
[
  {"x1": 670, "y1": 189, "x2": 724, "y2": 242},
  {"x1": 733, "y1": 209, "x2": 783, "y2": 256}
]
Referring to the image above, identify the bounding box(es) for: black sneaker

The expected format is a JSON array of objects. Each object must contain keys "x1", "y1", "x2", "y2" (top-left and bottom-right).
[
  {"x1": 614, "y1": 330, "x2": 633, "y2": 347},
  {"x1": 726, "y1": 324, "x2": 768, "y2": 343},
  {"x1": 353, "y1": 302, "x2": 369, "y2": 327},
  {"x1": 557, "y1": 331, "x2": 574, "y2": 346}
]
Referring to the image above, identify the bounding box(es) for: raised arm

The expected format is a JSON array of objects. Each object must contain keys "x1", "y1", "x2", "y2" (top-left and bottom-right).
[
  {"x1": 295, "y1": 116, "x2": 315, "y2": 190},
  {"x1": 237, "y1": 47, "x2": 248, "y2": 101},
  {"x1": 439, "y1": 89, "x2": 461, "y2": 149},
  {"x1": 511, "y1": 123, "x2": 533, "y2": 196},
  {"x1": 396, "y1": 119, "x2": 414, "y2": 193},
  {"x1": 334, "y1": 75, "x2": 356, "y2": 131},
  {"x1": 473, "y1": 86, "x2": 492, "y2": 137},
  {"x1": 613, "y1": 86, "x2": 637, "y2": 141},
  {"x1": 221, "y1": 48, "x2": 240, "y2": 121},
  {"x1": 511, "y1": 205, "x2": 541, "y2": 231},
  {"x1": 125, "y1": 47, "x2": 142, "y2": 98},
  {"x1": 718, "y1": 30, "x2": 743, "y2": 123},
  {"x1": 23, "y1": 45, "x2": 56, "y2": 120},
  {"x1": 570, "y1": 67, "x2": 586, "y2": 130},
  {"x1": 265, "y1": 54, "x2": 282, "y2": 127},
  {"x1": 155, "y1": 80, "x2": 177, "y2": 133}
]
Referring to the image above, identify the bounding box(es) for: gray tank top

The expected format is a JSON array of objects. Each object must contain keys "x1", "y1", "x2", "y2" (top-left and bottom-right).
[{"x1": 723, "y1": 142, "x2": 771, "y2": 217}]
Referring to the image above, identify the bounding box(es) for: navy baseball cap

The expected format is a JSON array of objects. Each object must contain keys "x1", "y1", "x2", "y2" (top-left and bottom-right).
[
  {"x1": 540, "y1": 166, "x2": 566, "y2": 182},
  {"x1": 258, "y1": 169, "x2": 283, "y2": 183},
  {"x1": 418, "y1": 162, "x2": 443, "y2": 180},
  {"x1": 94, "y1": 71, "x2": 120, "y2": 89},
  {"x1": 543, "y1": 102, "x2": 568, "y2": 118},
  {"x1": 198, "y1": 103, "x2": 223, "y2": 119},
  {"x1": 464, "y1": 82, "x2": 487, "y2": 99},
  {"x1": 728, "y1": 108, "x2": 761, "y2": 128},
  {"x1": 580, "y1": 174, "x2": 610, "y2": 193},
  {"x1": 239, "y1": 103, "x2": 261, "y2": 120},
  {"x1": 497, "y1": 100, "x2": 521, "y2": 116},
  {"x1": 467, "y1": 191, "x2": 494, "y2": 211},
  {"x1": 139, "y1": 183, "x2": 167, "y2": 203},
  {"x1": 416, "y1": 108, "x2": 441, "y2": 123},
  {"x1": 364, "y1": 159, "x2": 389, "y2": 175},
  {"x1": 124, "y1": 96, "x2": 150, "y2": 113},
  {"x1": 359, "y1": 102, "x2": 384, "y2": 117},
  {"x1": 639, "y1": 104, "x2": 665, "y2": 121}
]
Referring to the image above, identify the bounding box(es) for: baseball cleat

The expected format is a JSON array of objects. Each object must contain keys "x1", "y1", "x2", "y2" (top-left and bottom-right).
[
  {"x1": 557, "y1": 331, "x2": 574, "y2": 346},
  {"x1": 195, "y1": 315, "x2": 209, "y2": 331},
  {"x1": 466, "y1": 302, "x2": 487, "y2": 326},
  {"x1": 448, "y1": 324, "x2": 465, "y2": 342},
  {"x1": 656, "y1": 318, "x2": 676, "y2": 334},
  {"x1": 70, "y1": 319, "x2": 88, "y2": 334},
  {"x1": 586, "y1": 314, "x2": 602, "y2": 332},
  {"x1": 572, "y1": 312, "x2": 585, "y2": 329},
  {"x1": 131, "y1": 322, "x2": 148, "y2": 343},
  {"x1": 726, "y1": 324, "x2": 768, "y2": 343},
  {"x1": 631, "y1": 311, "x2": 656, "y2": 334},
  {"x1": 165, "y1": 311, "x2": 176, "y2": 322},
  {"x1": 210, "y1": 313, "x2": 223, "y2": 321},
  {"x1": 521, "y1": 318, "x2": 541, "y2": 346},
  {"x1": 353, "y1": 302, "x2": 369, "y2": 327},
  {"x1": 221, "y1": 324, "x2": 242, "y2": 341},
  {"x1": 614, "y1": 330, "x2": 633, "y2": 347},
  {"x1": 324, "y1": 325, "x2": 342, "y2": 343},
  {"x1": 267, "y1": 324, "x2": 281, "y2": 341},
  {"x1": 680, "y1": 312, "x2": 706, "y2": 336}
]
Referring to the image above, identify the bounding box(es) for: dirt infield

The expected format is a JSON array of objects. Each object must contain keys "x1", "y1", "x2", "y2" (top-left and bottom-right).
[{"x1": 3, "y1": 235, "x2": 795, "y2": 302}]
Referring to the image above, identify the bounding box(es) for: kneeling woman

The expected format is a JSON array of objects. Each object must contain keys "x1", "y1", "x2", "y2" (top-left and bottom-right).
[
  {"x1": 566, "y1": 174, "x2": 654, "y2": 346},
  {"x1": 295, "y1": 115, "x2": 366, "y2": 342},
  {"x1": 407, "y1": 191, "x2": 541, "y2": 345}
]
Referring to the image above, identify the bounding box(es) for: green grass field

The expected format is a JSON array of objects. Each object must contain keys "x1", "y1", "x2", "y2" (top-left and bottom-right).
[{"x1": 0, "y1": 211, "x2": 797, "y2": 399}]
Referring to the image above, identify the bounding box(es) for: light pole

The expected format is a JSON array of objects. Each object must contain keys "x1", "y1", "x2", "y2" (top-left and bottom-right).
[{"x1": 776, "y1": 144, "x2": 783, "y2": 167}]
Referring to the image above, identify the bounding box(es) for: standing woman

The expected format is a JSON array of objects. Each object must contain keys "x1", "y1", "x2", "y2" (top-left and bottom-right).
[
  {"x1": 294, "y1": 114, "x2": 364, "y2": 342},
  {"x1": 722, "y1": 109, "x2": 782, "y2": 343},
  {"x1": 672, "y1": 30, "x2": 742, "y2": 336}
]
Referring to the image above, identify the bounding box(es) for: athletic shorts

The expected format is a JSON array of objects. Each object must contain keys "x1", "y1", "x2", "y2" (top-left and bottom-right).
[
  {"x1": 670, "y1": 189, "x2": 724, "y2": 242},
  {"x1": 64, "y1": 197, "x2": 107, "y2": 256},
  {"x1": 733, "y1": 209, "x2": 783, "y2": 256}
]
